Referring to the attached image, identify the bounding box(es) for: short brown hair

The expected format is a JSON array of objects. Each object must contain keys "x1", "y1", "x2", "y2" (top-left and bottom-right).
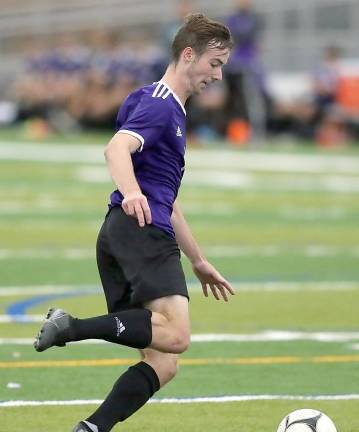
[{"x1": 171, "y1": 13, "x2": 233, "y2": 63}]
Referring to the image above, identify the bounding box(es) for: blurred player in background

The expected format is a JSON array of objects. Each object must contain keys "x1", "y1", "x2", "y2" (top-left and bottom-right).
[
  {"x1": 312, "y1": 45, "x2": 350, "y2": 145},
  {"x1": 225, "y1": 0, "x2": 272, "y2": 142},
  {"x1": 162, "y1": 0, "x2": 196, "y2": 52},
  {"x1": 34, "y1": 13, "x2": 234, "y2": 432},
  {"x1": 312, "y1": 46, "x2": 341, "y2": 127}
]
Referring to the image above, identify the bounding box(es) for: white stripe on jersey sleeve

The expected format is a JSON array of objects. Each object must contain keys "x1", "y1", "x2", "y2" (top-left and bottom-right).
[
  {"x1": 162, "y1": 89, "x2": 171, "y2": 99},
  {"x1": 156, "y1": 85, "x2": 167, "y2": 98},
  {"x1": 152, "y1": 83, "x2": 163, "y2": 98},
  {"x1": 116, "y1": 130, "x2": 145, "y2": 152}
]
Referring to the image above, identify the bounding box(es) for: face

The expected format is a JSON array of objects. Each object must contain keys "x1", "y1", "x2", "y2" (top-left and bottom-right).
[
  {"x1": 237, "y1": 0, "x2": 252, "y2": 10},
  {"x1": 185, "y1": 46, "x2": 230, "y2": 95}
]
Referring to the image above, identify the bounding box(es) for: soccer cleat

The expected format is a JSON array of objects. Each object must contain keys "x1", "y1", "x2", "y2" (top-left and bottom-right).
[
  {"x1": 33, "y1": 308, "x2": 73, "y2": 352},
  {"x1": 72, "y1": 421, "x2": 98, "y2": 432}
]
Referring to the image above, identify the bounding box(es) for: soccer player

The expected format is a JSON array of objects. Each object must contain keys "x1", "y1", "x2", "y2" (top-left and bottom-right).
[{"x1": 34, "y1": 13, "x2": 234, "y2": 432}]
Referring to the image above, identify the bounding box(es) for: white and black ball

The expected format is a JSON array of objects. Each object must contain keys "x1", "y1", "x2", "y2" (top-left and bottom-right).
[{"x1": 277, "y1": 409, "x2": 337, "y2": 432}]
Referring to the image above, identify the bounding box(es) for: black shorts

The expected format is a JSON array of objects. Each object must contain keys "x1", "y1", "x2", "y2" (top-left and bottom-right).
[{"x1": 96, "y1": 206, "x2": 188, "y2": 313}]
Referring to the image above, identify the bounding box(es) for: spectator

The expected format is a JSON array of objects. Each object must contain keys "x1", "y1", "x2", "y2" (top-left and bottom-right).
[
  {"x1": 13, "y1": 33, "x2": 166, "y2": 134},
  {"x1": 312, "y1": 45, "x2": 349, "y2": 146},
  {"x1": 312, "y1": 46, "x2": 341, "y2": 126},
  {"x1": 225, "y1": 0, "x2": 272, "y2": 143},
  {"x1": 162, "y1": 0, "x2": 197, "y2": 54}
]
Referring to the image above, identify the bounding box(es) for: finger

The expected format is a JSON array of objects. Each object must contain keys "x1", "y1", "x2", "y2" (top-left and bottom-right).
[
  {"x1": 202, "y1": 283, "x2": 208, "y2": 297},
  {"x1": 210, "y1": 284, "x2": 220, "y2": 301},
  {"x1": 142, "y1": 202, "x2": 152, "y2": 225},
  {"x1": 126, "y1": 202, "x2": 136, "y2": 216},
  {"x1": 216, "y1": 281, "x2": 234, "y2": 300},
  {"x1": 213, "y1": 284, "x2": 227, "y2": 301},
  {"x1": 122, "y1": 201, "x2": 131, "y2": 215},
  {"x1": 220, "y1": 279, "x2": 236, "y2": 295},
  {"x1": 134, "y1": 203, "x2": 145, "y2": 227},
  {"x1": 216, "y1": 284, "x2": 228, "y2": 302}
]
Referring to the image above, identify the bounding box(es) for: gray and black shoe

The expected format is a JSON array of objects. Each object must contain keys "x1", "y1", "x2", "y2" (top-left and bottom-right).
[
  {"x1": 72, "y1": 421, "x2": 97, "y2": 432},
  {"x1": 34, "y1": 308, "x2": 73, "y2": 352}
]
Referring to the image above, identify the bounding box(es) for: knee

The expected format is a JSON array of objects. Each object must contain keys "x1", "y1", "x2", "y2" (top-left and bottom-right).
[
  {"x1": 163, "y1": 356, "x2": 179, "y2": 381},
  {"x1": 171, "y1": 329, "x2": 190, "y2": 354}
]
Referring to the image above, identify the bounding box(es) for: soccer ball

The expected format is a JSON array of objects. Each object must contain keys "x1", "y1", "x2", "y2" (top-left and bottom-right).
[{"x1": 277, "y1": 409, "x2": 337, "y2": 432}]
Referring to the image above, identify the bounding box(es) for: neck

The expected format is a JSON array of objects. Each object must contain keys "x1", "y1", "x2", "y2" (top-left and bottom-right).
[{"x1": 160, "y1": 63, "x2": 191, "y2": 106}]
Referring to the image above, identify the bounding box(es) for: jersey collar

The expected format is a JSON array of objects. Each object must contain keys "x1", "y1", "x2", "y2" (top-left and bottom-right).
[{"x1": 154, "y1": 81, "x2": 186, "y2": 116}]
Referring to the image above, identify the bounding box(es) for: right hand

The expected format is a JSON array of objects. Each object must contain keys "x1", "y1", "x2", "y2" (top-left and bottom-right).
[{"x1": 122, "y1": 191, "x2": 152, "y2": 227}]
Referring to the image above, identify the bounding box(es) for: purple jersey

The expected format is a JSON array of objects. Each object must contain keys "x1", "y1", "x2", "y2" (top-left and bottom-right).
[{"x1": 109, "y1": 81, "x2": 186, "y2": 238}]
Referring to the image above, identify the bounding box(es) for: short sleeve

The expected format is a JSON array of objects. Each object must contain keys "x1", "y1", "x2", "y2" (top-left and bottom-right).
[{"x1": 118, "y1": 94, "x2": 172, "y2": 152}]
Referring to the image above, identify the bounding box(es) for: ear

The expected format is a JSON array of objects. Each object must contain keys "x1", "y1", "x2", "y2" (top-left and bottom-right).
[{"x1": 182, "y1": 47, "x2": 194, "y2": 62}]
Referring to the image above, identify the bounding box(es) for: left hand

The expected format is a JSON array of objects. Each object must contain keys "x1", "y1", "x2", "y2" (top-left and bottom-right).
[{"x1": 192, "y1": 259, "x2": 235, "y2": 302}]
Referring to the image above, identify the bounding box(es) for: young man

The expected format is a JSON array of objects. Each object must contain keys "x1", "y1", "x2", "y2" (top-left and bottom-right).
[{"x1": 34, "y1": 13, "x2": 234, "y2": 432}]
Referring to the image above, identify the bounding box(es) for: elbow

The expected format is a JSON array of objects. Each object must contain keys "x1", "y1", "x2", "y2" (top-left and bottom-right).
[
  {"x1": 104, "y1": 133, "x2": 138, "y2": 162},
  {"x1": 104, "y1": 142, "x2": 113, "y2": 161},
  {"x1": 170, "y1": 207, "x2": 178, "y2": 224}
]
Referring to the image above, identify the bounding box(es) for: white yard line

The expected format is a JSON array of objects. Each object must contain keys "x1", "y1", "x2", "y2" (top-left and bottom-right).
[
  {"x1": 0, "y1": 285, "x2": 97, "y2": 296},
  {"x1": 1, "y1": 142, "x2": 359, "y2": 174},
  {"x1": 2, "y1": 143, "x2": 359, "y2": 193},
  {"x1": 0, "y1": 142, "x2": 102, "y2": 164},
  {"x1": 188, "y1": 150, "x2": 359, "y2": 174},
  {"x1": 0, "y1": 281, "x2": 358, "y2": 298},
  {"x1": 0, "y1": 315, "x2": 44, "y2": 323},
  {"x1": 183, "y1": 171, "x2": 359, "y2": 193},
  {"x1": 75, "y1": 165, "x2": 359, "y2": 193},
  {"x1": 1, "y1": 246, "x2": 359, "y2": 260},
  {"x1": 0, "y1": 248, "x2": 95, "y2": 260},
  {"x1": 190, "y1": 332, "x2": 359, "y2": 342},
  {"x1": 278, "y1": 206, "x2": 348, "y2": 220},
  {"x1": 2, "y1": 331, "x2": 359, "y2": 345},
  {"x1": 1, "y1": 394, "x2": 359, "y2": 407}
]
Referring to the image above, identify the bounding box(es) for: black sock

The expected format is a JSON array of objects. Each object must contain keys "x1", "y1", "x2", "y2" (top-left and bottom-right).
[
  {"x1": 87, "y1": 361, "x2": 160, "y2": 432},
  {"x1": 69, "y1": 309, "x2": 152, "y2": 349}
]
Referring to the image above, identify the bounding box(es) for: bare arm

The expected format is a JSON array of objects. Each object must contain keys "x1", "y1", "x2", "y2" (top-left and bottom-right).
[
  {"x1": 171, "y1": 200, "x2": 235, "y2": 301},
  {"x1": 171, "y1": 200, "x2": 204, "y2": 266},
  {"x1": 104, "y1": 132, "x2": 152, "y2": 227}
]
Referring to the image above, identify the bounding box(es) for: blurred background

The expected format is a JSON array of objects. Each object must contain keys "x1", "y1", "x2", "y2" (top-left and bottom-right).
[
  {"x1": 1, "y1": 0, "x2": 359, "y2": 146},
  {"x1": 1, "y1": 2, "x2": 359, "y2": 431}
]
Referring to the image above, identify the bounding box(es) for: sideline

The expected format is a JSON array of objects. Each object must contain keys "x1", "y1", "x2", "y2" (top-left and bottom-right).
[
  {"x1": 2, "y1": 330, "x2": 359, "y2": 345},
  {"x1": 1, "y1": 142, "x2": 359, "y2": 174},
  {"x1": 1, "y1": 281, "x2": 358, "y2": 297},
  {"x1": 2, "y1": 394, "x2": 359, "y2": 407},
  {"x1": 1, "y1": 246, "x2": 359, "y2": 259}
]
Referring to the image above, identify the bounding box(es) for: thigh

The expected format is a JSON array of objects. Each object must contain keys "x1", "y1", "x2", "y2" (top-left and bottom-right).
[
  {"x1": 106, "y1": 207, "x2": 189, "y2": 307},
  {"x1": 144, "y1": 294, "x2": 190, "y2": 333},
  {"x1": 96, "y1": 218, "x2": 132, "y2": 312}
]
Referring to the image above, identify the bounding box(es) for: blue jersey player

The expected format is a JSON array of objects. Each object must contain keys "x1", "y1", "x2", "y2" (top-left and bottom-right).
[{"x1": 34, "y1": 13, "x2": 235, "y2": 432}]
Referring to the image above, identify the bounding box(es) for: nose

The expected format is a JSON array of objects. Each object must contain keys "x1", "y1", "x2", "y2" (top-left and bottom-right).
[{"x1": 213, "y1": 68, "x2": 223, "y2": 81}]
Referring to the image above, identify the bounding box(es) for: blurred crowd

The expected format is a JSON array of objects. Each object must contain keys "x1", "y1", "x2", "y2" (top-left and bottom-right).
[
  {"x1": 14, "y1": 32, "x2": 166, "y2": 133},
  {"x1": 3, "y1": 0, "x2": 359, "y2": 144}
]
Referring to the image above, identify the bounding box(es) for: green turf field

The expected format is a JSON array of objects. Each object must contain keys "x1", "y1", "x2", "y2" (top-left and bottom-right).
[{"x1": 1, "y1": 135, "x2": 359, "y2": 431}]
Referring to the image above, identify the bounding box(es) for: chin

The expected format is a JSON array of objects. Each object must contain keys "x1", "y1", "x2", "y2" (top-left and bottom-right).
[{"x1": 194, "y1": 84, "x2": 206, "y2": 95}]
